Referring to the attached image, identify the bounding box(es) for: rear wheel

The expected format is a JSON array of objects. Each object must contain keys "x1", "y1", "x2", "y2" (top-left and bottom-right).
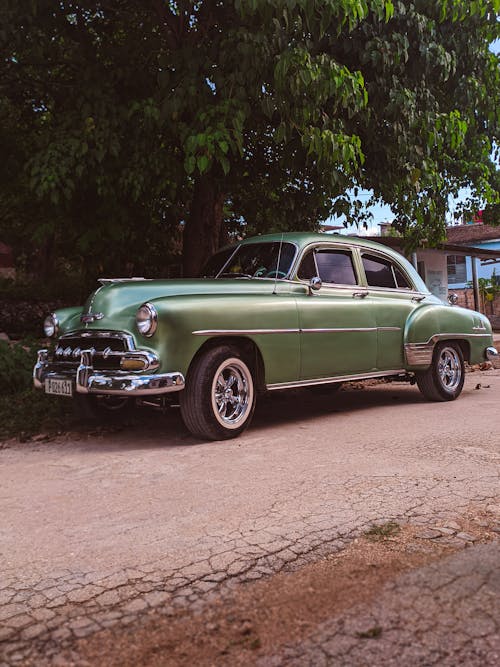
[
  {"x1": 180, "y1": 345, "x2": 256, "y2": 440},
  {"x1": 416, "y1": 342, "x2": 465, "y2": 402}
]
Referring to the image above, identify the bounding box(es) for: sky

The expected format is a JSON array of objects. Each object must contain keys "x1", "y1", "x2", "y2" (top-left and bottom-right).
[{"x1": 326, "y1": 38, "x2": 500, "y2": 238}]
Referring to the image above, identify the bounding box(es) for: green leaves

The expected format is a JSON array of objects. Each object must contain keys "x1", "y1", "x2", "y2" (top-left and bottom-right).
[
  {"x1": 0, "y1": 0, "x2": 498, "y2": 278},
  {"x1": 181, "y1": 104, "x2": 246, "y2": 178}
]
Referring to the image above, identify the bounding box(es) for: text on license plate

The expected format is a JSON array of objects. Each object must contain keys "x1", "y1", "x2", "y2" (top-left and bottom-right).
[{"x1": 45, "y1": 378, "x2": 73, "y2": 397}]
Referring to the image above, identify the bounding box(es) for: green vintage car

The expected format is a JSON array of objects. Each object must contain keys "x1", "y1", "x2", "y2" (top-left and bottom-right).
[{"x1": 34, "y1": 232, "x2": 498, "y2": 440}]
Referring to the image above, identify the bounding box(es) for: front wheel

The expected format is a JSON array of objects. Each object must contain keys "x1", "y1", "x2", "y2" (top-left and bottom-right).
[
  {"x1": 416, "y1": 342, "x2": 465, "y2": 402},
  {"x1": 180, "y1": 345, "x2": 256, "y2": 440}
]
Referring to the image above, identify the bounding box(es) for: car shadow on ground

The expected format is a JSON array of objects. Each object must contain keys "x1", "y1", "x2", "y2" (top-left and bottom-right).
[{"x1": 60, "y1": 381, "x2": 426, "y2": 453}]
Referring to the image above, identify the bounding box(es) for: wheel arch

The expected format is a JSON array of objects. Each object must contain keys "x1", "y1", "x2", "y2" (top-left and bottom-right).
[
  {"x1": 446, "y1": 338, "x2": 470, "y2": 363},
  {"x1": 186, "y1": 336, "x2": 267, "y2": 394}
]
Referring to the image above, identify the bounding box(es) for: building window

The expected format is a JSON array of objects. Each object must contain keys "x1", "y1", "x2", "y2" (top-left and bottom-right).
[{"x1": 447, "y1": 255, "x2": 467, "y2": 284}]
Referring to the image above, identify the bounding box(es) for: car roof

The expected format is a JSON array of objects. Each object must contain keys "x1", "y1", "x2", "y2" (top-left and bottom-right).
[
  {"x1": 238, "y1": 231, "x2": 429, "y2": 293},
  {"x1": 239, "y1": 231, "x2": 400, "y2": 258}
]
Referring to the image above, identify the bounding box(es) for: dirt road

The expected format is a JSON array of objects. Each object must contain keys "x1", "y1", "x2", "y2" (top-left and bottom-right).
[{"x1": 1, "y1": 368, "x2": 499, "y2": 665}]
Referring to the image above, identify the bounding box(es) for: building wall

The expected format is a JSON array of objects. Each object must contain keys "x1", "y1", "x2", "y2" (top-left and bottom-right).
[{"x1": 416, "y1": 249, "x2": 448, "y2": 301}]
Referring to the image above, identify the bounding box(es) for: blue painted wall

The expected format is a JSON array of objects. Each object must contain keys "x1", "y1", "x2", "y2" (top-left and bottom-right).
[{"x1": 448, "y1": 239, "x2": 500, "y2": 288}]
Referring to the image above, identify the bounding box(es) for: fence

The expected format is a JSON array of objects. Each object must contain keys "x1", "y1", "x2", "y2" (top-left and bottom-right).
[{"x1": 449, "y1": 288, "x2": 500, "y2": 329}]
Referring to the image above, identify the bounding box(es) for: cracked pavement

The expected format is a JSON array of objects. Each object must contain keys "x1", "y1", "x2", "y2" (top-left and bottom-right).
[
  {"x1": 1, "y1": 368, "x2": 499, "y2": 665},
  {"x1": 262, "y1": 541, "x2": 500, "y2": 666}
]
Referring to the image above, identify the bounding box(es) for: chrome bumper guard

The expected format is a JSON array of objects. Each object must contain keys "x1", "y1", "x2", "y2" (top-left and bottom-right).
[
  {"x1": 485, "y1": 346, "x2": 499, "y2": 361},
  {"x1": 33, "y1": 349, "x2": 185, "y2": 396}
]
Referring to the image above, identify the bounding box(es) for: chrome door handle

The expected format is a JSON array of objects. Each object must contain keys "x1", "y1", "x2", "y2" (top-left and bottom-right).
[{"x1": 353, "y1": 291, "x2": 369, "y2": 299}]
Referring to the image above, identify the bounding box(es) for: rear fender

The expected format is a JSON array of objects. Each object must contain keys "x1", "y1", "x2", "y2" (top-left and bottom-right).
[{"x1": 403, "y1": 304, "x2": 492, "y2": 368}]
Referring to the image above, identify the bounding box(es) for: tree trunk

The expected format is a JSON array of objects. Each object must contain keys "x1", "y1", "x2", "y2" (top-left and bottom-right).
[
  {"x1": 183, "y1": 175, "x2": 224, "y2": 277},
  {"x1": 36, "y1": 233, "x2": 55, "y2": 283}
]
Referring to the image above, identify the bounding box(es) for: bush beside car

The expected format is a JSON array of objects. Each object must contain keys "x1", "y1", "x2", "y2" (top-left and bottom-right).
[{"x1": 0, "y1": 339, "x2": 71, "y2": 440}]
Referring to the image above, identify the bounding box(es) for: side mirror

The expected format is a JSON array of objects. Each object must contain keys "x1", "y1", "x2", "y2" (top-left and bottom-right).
[
  {"x1": 448, "y1": 293, "x2": 458, "y2": 306},
  {"x1": 309, "y1": 276, "x2": 322, "y2": 293}
]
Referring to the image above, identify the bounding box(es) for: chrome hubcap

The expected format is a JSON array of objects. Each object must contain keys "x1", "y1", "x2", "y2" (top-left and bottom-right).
[
  {"x1": 437, "y1": 347, "x2": 461, "y2": 392},
  {"x1": 211, "y1": 358, "x2": 253, "y2": 429}
]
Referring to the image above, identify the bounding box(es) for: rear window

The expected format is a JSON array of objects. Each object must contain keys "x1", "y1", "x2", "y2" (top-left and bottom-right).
[{"x1": 362, "y1": 254, "x2": 411, "y2": 289}]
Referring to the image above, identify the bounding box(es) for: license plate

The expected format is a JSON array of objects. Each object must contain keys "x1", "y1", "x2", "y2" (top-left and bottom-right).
[{"x1": 45, "y1": 378, "x2": 73, "y2": 397}]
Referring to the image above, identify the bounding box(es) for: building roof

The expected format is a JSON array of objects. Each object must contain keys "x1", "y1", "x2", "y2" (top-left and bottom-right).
[
  {"x1": 446, "y1": 224, "x2": 500, "y2": 244},
  {"x1": 361, "y1": 234, "x2": 500, "y2": 261}
]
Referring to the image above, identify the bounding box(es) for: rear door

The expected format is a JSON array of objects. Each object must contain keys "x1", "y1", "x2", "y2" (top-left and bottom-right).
[{"x1": 359, "y1": 251, "x2": 420, "y2": 370}]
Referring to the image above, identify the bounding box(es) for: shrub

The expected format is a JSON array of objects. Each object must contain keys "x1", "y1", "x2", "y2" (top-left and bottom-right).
[
  {"x1": 0, "y1": 339, "x2": 72, "y2": 439},
  {"x1": 0, "y1": 338, "x2": 39, "y2": 394}
]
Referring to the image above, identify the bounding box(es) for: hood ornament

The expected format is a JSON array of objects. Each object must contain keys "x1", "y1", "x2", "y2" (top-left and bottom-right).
[{"x1": 80, "y1": 312, "x2": 104, "y2": 323}]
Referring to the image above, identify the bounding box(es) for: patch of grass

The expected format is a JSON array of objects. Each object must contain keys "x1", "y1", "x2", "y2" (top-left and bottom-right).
[{"x1": 365, "y1": 521, "x2": 401, "y2": 541}]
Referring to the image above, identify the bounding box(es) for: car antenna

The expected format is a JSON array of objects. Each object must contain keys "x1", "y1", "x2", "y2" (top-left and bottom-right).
[{"x1": 273, "y1": 233, "x2": 284, "y2": 295}]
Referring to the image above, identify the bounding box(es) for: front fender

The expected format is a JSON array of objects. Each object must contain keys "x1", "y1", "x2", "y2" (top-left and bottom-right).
[
  {"x1": 148, "y1": 293, "x2": 301, "y2": 384},
  {"x1": 52, "y1": 306, "x2": 84, "y2": 336}
]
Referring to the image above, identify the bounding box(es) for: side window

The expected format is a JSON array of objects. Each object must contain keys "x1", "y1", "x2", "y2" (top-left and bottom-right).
[
  {"x1": 362, "y1": 253, "x2": 411, "y2": 289},
  {"x1": 394, "y1": 266, "x2": 411, "y2": 289},
  {"x1": 297, "y1": 251, "x2": 317, "y2": 280},
  {"x1": 315, "y1": 250, "x2": 357, "y2": 285}
]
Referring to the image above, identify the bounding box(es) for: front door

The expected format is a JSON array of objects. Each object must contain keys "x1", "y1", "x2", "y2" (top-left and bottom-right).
[{"x1": 295, "y1": 246, "x2": 378, "y2": 379}]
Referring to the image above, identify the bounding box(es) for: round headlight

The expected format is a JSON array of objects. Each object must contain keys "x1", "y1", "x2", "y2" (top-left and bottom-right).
[
  {"x1": 43, "y1": 313, "x2": 59, "y2": 338},
  {"x1": 136, "y1": 303, "x2": 158, "y2": 337}
]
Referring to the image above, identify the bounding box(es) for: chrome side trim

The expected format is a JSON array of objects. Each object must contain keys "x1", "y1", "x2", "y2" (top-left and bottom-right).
[
  {"x1": 193, "y1": 328, "x2": 300, "y2": 336},
  {"x1": 192, "y1": 326, "x2": 402, "y2": 336},
  {"x1": 267, "y1": 369, "x2": 407, "y2": 391},
  {"x1": 429, "y1": 332, "x2": 492, "y2": 341},
  {"x1": 301, "y1": 327, "x2": 376, "y2": 334}
]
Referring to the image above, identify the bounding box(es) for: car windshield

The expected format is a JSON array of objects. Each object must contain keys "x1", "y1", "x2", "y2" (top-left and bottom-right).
[{"x1": 200, "y1": 242, "x2": 296, "y2": 279}]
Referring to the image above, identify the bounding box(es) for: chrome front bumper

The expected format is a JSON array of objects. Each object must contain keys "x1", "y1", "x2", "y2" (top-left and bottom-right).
[{"x1": 33, "y1": 349, "x2": 185, "y2": 396}]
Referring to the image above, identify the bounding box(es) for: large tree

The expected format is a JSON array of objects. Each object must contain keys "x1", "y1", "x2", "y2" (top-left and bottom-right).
[{"x1": 1, "y1": 1, "x2": 499, "y2": 279}]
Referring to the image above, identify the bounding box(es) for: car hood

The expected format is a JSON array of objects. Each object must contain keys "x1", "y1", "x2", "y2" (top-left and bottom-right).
[
  {"x1": 85, "y1": 278, "x2": 284, "y2": 311},
  {"x1": 61, "y1": 278, "x2": 290, "y2": 335}
]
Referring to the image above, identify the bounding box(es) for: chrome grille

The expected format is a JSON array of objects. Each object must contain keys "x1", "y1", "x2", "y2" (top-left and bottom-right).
[{"x1": 50, "y1": 332, "x2": 131, "y2": 371}]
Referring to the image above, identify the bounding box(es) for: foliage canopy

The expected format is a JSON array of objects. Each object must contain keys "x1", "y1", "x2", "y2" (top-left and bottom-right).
[{"x1": 0, "y1": 0, "x2": 499, "y2": 279}]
